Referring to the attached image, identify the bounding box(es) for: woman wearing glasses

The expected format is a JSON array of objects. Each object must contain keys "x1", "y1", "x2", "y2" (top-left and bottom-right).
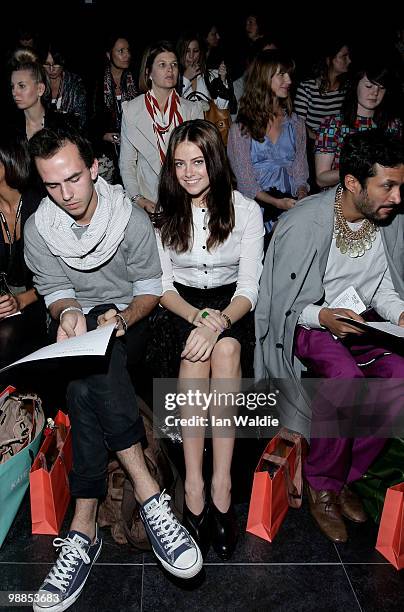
[{"x1": 40, "y1": 40, "x2": 87, "y2": 130}]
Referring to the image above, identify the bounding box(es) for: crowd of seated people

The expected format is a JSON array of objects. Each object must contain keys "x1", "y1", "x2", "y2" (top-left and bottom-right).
[{"x1": 0, "y1": 16, "x2": 403, "y2": 612}]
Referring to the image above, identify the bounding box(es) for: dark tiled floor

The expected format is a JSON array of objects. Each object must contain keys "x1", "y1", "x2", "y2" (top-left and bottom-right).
[{"x1": 1, "y1": 485, "x2": 403, "y2": 612}]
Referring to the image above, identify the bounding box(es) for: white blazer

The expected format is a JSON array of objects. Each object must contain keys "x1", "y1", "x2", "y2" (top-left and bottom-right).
[{"x1": 119, "y1": 94, "x2": 203, "y2": 202}]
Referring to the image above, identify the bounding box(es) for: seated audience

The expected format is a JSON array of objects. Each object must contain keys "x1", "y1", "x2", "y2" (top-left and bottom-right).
[
  {"x1": 315, "y1": 62, "x2": 402, "y2": 189},
  {"x1": 119, "y1": 40, "x2": 203, "y2": 214}
]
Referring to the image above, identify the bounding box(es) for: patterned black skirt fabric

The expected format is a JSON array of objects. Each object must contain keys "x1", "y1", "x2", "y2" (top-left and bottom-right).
[{"x1": 146, "y1": 282, "x2": 255, "y2": 378}]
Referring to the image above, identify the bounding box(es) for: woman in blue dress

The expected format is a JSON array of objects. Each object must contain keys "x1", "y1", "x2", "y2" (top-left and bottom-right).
[{"x1": 228, "y1": 50, "x2": 309, "y2": 232}]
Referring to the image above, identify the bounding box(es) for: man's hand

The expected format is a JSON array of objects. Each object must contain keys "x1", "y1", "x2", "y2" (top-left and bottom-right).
[
  {"x1": 319, "y1": 307, "x2": 366, "y2": 338},
  {"x1": 57, "y1": 311, "x2": 87, "y2": 341},
  {"x1": 0, "y1": 293, "x2": 20, "y2": 320},
  {"x1": 97, "y1": 308, "x2": 126, "y2": 337},
  {"x1": 399, "y1": 312, "x2": 404, "y2": 327},
  {"x1": 181, "y1": 327, "x2": 220, "y2": 362}
]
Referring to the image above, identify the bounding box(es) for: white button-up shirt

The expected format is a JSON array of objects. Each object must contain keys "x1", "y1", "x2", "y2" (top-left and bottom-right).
[{"x1": 156, "y1": 190, "x2": 264, "y2": 309}]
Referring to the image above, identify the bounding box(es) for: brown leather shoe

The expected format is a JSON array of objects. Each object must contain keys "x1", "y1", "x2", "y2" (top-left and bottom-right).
[
  {"x1": 305, "y1": 483, "x2": 348, "y2": 543},
  {"x1": 338, "y1": 485, "x2": 367, "y2": 523}
]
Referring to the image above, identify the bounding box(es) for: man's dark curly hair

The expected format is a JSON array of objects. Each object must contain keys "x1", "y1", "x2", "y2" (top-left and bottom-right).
[{"x1": 339, "y1": 129, "x2": 404, "y2": 188}]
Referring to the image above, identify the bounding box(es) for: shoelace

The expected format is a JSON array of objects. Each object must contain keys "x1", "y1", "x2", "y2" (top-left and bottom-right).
[
  {"x1": 146, "y1": 491, "x2": 189, "y2": 555},
  {"x1": 44, "y1": 536, "x2": 91, "y2": 592}
]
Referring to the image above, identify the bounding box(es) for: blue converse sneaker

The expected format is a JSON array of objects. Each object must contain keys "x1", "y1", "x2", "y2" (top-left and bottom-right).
[
  {"x1": 140, "y1": 491, "x2": 202, "y2": 579},
  {"x1": 33, "y1": 526, "x2": 102, "y2": 612}
]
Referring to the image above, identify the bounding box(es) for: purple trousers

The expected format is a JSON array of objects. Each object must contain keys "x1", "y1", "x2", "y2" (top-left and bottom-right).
[{"x1": 294, "y1": 326, "x2": 404, "y2": 492}]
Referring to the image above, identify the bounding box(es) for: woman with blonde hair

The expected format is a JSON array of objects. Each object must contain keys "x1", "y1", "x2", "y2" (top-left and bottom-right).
[
  {"x1": 10, "y1": 48, "x2": 77, "y2": 141},
  {"x1": 228, "y1": 50, "x2": 309, "y2": 230},
  {"x1": 119, "y1": 41, "x2": 203, "y2": 214},
  {"x1": 10, "y1": 48, "x2": 50, "y2": 140}
]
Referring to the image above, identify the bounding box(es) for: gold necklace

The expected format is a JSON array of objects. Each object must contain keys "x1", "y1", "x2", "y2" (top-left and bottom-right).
[{"x1": 333, "y1": 184, "x2": 378, "y2": 258}]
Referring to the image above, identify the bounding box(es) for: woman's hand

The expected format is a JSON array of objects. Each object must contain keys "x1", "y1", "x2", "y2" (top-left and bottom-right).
[
  {"x1": 192, "y1": 308, "x2": 224, "y2": 332},
  {"x1": 103, "y1": 132, "x2": 120, "y2": 145},
  {"x1": 275, "y1": 197, "x2": 296, "y2": 211},
  {"x1": 297, "y1": 187, "x2": 308, "y2": 200},
  {"x1": 0, "y1": 293, "x2": 20, "y2": 320},
  {"x1": 218, "y1": 61, "x2": 227, "y2": 82},
  {"x1": 181, "y1": 326, "x2": 221, "y2": 362},
  {"x1": 184, "y1": 64, "x2": 201, "y2": 81}
]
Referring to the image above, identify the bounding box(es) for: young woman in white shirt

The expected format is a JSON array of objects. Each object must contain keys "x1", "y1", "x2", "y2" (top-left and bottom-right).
[{"x1": 154, "y1": 119, "x2": 264, "y2": 560}]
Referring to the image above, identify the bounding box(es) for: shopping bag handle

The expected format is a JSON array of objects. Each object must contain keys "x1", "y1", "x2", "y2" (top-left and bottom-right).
[{"x1": 263, "y1": 428, "x2": 303, "y2": 508}]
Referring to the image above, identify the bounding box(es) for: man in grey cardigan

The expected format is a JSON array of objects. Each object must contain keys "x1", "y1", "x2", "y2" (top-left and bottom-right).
[
  {"x1": 24, "y1": 127, "x2": 202, "y2": 612},
  {"x1": 255, "y1": 131, "x2": 404, "y2": 543}
]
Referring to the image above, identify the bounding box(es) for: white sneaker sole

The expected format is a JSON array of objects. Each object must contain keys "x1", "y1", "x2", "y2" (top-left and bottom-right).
[
  {"x1": 152, "y1": 534, "x2": 203, "y2": 579},
  {"x1": 32, "y1": 541, "x2": 102, "y2": 612}
]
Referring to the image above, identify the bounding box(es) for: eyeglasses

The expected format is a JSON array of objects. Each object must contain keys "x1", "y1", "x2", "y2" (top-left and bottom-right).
[{"x1": 43, "y1": 63, "x2": 61, "y2": 68}]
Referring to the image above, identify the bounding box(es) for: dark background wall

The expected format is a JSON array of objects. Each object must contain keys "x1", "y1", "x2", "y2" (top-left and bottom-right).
[{"x1": 2, "y1": 0, "x2": 403, "y2": 87}]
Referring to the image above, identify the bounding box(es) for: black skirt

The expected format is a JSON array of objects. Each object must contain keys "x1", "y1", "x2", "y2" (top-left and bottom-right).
[{"x1": 146, "y1": 282, "x2": 255, "y2": 378}]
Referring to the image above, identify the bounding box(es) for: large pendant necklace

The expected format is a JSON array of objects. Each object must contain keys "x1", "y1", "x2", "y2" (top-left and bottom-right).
[{"x1": 333, "y1": 184, "x2": 378, "y2": 258}]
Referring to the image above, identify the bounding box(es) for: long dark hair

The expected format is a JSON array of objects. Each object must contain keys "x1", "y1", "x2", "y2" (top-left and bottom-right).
[
  {"x1": 155, "y1": 119, "x2": 234, "y2": 253},
  {"x1": 0, "y1": 131, "x2": 31, "y2": 191},
  {"x1": 342, "y1": 63, "x2": 397, "y2": 130},
  {"x1": 237, "y1": 50, "x2": 294, "y2": 142},
  {"x1": 313, "y1": 40, "x2": 350, "y2": 95}
]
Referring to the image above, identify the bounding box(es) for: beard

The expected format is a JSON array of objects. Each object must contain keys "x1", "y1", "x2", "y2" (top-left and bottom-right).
[{"x1": 355, "y1": 187, "x2": 397, "y2": 226}]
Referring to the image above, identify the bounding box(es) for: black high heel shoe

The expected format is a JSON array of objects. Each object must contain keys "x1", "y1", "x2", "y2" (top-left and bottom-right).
[
  {"x1": 183, "y1": 501, "x2": 210, "y2": 559},
  {"x1": 209, "y1": 501, "x2": 238, "y2": 560}
]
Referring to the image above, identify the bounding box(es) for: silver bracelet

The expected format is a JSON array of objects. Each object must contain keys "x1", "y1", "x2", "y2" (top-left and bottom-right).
[
  {"x1": 131, "y1": 194, "x2": 144, "y2": 206},
  {"x1": 59, "y1": 306, "x2": 83, "y2": 321},
  {"x1": 115, "y1": 312, "x2": 128, "y2": 334}
]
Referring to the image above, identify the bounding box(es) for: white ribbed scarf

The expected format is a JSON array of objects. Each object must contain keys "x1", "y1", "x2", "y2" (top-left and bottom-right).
[{"x1": 35, "y1": 176, "x2": 132, "y2": 270}]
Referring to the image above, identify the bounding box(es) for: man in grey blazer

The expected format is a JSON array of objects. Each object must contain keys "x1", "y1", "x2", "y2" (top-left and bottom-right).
[{"x1": 255, "y1": 130, "x2": 404, "y2": 543}]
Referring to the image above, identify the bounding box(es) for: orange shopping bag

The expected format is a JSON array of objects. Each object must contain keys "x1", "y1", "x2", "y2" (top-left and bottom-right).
[
  {"x1": 375, "y1": 482, "x2": 404, "y2": 570},
  {"x1": 246, "y1": 428, "x2": 303, "y2": 542},
  {"x1": 30, "y1": 411, "x2": 72, "y2": 535}
]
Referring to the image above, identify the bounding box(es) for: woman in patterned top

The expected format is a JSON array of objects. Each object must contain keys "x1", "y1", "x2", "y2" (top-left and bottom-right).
[
  {"x1": 90, "y1": 33, "x2": 138, "y2": 183},
  {"x1": 315, "y1": 63, "x2": 402, "y2": 188},
  {"x1": 40, "y1": 39, "x2": 87, "y2": 130}
]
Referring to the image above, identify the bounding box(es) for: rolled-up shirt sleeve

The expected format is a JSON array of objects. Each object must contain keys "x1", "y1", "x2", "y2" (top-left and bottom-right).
[
  {"x1": 232, "y1": 200, "x2": 264, "y2": 309},
  {"x1": 371, "y1": 267, "x2": 404, "y2": 324},
  {"x1": 126, "y1": 208, "x2": 162, "y2": 295},
  {"x1": 133, "y1": 277, "x2": 162, "y2": 297},
  {"x1": 298, "y1": 304, "x2": 325, "y2": 329},
  {"x1": 155, "y1": 231, "x2": 177, "y2": 295}
]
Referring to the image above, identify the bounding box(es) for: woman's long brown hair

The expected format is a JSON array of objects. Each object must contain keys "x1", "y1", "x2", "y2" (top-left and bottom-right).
[
  {"x1": 237, "y1": 50, "x2": 295, "y2": 142},
  {"x1": 155, "y1": 119, "x2": 235, "y2": 253}
]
